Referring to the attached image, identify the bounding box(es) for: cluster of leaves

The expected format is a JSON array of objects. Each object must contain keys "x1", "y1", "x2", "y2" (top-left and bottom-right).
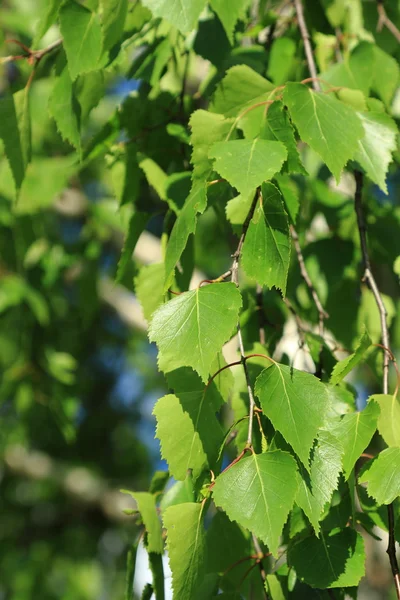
[{"x1": 2, "y1": 0, "x2": 400, "y2": 599}]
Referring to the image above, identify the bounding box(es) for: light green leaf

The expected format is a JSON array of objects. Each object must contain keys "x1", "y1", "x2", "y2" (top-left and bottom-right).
[
  {"x1": 327, "y1": 400, "x2": 380, "y2": 479},
  {"x1": 110, "y1": 145, "x2": 140, "y2": 207},
  {"x1": 371, "y1": 46, "x2": 400, "y2": 106},
  {"x1": 100, "y1": 0, "x2": 128, "y2": 52},
  {"x1": 267, "y1": 37, "x2": 297, "y2": 86},
  {"x1": 283, "y1": 83, "x2": 364, "y2": 182},
  {"x1": 0, "y1": 95, "x2": 26, "y2": 191},
  {"x1": 225, "y1": 192, "x2": 254, "y2": 229},
  {"x1": 353, "y1": 112, "x2": 397, "y2": 194},
  {"x1": 164, "y1": 183, "x2": 207, "y2": 289},
  {"x1": 138, "y1": 155, "x2": 168, "y2": 202},
  {"x1": 209, "y1": 139, "x2": 287, "y2": 198},
  {"x1": 116, "y1": 212, "x2": 149, "y2": 283},
  {"x1": 190, "y1": 110, "x2": 233, "y2": 182},
  {"x1": 149, "y1": 282, "x2": 241, "y2": 381},
  {"x1": 321, "y1": 42, "x2": 374, "y2": 95},
  {"x1": 48, "y1": 64, "x2": 81, "y2": 153},
  {"x1": 330, "y1": 329, "x2": 372, "y2": 385},
  {"x1": 14, "y1": 88, "x2": 31, "y2": 170},
  {"x1": 210, "y1": 65, "x2": 274, "y2": 117},
  {"x1": 263, "y1": 100, "x2": 307, "y2": 175},
  {"x1": 164, "y1": 503, "x2": 207, "y2": 600},
  {"x1": 135, "y1": 262, "x2": 166, "y2": 322},
  {"x1": 241, "y1": 182, "x2": 290, "y2": 293},
  {"x1": 33, "y1": 0, "x2": 61, "y2": 45},
  {"x1": 374, "y1": 394, "x2": 400, "y2": 448},
  {"x1": 265, "y1": 574, "x2": 286, "y2": 600},
  {"x1": 255, "y1": 364, "x2": 330, "y2": 468},
  {"x1": 60, "y1": 0, "x2": 103, "y2": 80},
  {"x1": 289, "y1": 529, "x2": 365, "y2": 588},
  {"x1": 75, "y1": 71, "x2": 105, "y2": 123},
  {"x1": 142, "y1": 0, "x2": 207, "y2": 32},
  {"x1": 121, "y1": 491, "x2": 163, "y2": 553},
  {"x1": 359, "y1": 448, "x2": 400, "y2": 504},
  {"x1": 209, "y1": 0, "x2": 252, "y2": 43},
  {"x1": 296, "y1": 430, "x2": 344, "y2": 534},
  {"x1": 274, "y1": 174, "x2": 300, "y2": 225},
  {"x1": 212, "y1": 450, "x2": 298, "y2": 556}
]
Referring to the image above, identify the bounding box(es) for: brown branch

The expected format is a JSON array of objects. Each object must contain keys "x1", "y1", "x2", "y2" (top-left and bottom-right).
[
  {"x1": 376, "y1": 1, "x2": 400, "y2": 43},
  {"x1": 354, "y1": 170, "x2": 400, "y2": 599},
  {"x1": 293, "y1": 0, "x2": 321, "y2": 92},
  {"x1": 231, "y1": 191, "x2": 260, "y2": 447}
]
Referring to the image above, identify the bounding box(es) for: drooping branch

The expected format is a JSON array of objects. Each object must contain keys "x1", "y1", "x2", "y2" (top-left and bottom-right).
[
  {"x1": 354, "y1": 170, "x2": 400, "y2": 599},
  {"x1": 231, "y1": 191, "x2": 259, "y2": 447},
  {"x1": 293, "y1": 0, "x2": 321, "y2": 92},
  {"x1": 376, "y1": 0, "x2": 400, "y2": 43}
]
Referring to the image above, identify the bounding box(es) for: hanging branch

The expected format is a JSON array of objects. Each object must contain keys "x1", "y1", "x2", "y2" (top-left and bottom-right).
[
  {"x1": 231, "y1": 191, "x2": 259, "y2": 447},
  {"x1": 376, "y1": 0, "x2": 400, "y2": 43},
  {"x1": 293, "y1": 0, "x2": 321, "y2": 92},
  {"x1": 354, "y1": 170, "x2": 400, "y2": 599}
]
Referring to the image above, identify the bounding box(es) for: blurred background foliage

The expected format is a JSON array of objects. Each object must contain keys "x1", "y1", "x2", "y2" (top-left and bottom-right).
[{"x1": 0, "y1": 0, "x2": 400, "y2": 598}]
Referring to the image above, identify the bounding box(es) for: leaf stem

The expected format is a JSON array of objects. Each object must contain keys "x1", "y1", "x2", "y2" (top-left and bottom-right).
[
  {"x1": 293, "y1": 0, "x2": 321, "y2": 92},
  {"x1": 376, "y1": 0, "x2": 400, "y2": 43},
  {"x1": 354, "y1": 170, "x2": 400, "y2": 599}
]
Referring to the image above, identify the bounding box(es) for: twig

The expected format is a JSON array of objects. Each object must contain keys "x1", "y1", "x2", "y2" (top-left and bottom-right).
[
  {"x1": 354, "y1": 170, "x2": 400, "y2": 599},
  {"x1": 256, "y1": 284, "x2": 266, "y2": 345},
  {"x1": 376, "y1": 0, "x2": 400, "y2": 43},
  {"x1": 2, "y1": 38, "x2": 62, "y2": 65},
  {"x1": 252, "y1": 535, "x2": 270, "y2": 600},
  {"x1": 293, "y1": 0, "x2": 321, "y2": 92},
  {"x1": 231, "y1": 191, "x2": 259, "y2": 447}
]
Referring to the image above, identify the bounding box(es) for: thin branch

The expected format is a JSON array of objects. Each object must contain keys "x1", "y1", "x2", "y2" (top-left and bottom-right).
[
  {"x1": 256, "y1": 284, "x2": 266, "y2": 345},
  {"x1": 354, "y1": 170, "x2": 400, "y2": 599},
  {"x1": 252, "y1": 534, "x2": 270, "y2": 600},
  {"x1": 376, "y1": 0, "x2": 400, "y2": 43},
  {"x1": 231, "y1": 191, "x2": 259, "y2": 447},
  {"x1": 293, "y1": 0, "x2": 321, "y2": 92}
]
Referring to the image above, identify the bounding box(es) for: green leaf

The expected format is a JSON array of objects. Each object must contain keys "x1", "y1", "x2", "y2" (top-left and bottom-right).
[
  {"x1": 353, "y1": 112, "x2": 397, "y2": 194},
  {"x1": 212, "y1": 450, "x2": 298, "y2": 556},
  {"x1": 163, "y1": 503, "x2": 207, "y2": 600},
  {"x1": 255, "y1": 364, "x2": 330, "y2": 468},
  {"x1": 209, "y1": 0, "x2": 252, "y2": 43},
  {"x1": 210, "y1": 65, "x2": 274, "y2": 117},
  {"x1": 288, "y1": 529, "x2": 365, "y2": 588},
  {"x1": 190, "y1": 110, "x2": 233, "y2": 183},
  {"x1": 153, "y1": 367, "x2": 224, "y2": 480},
  {"x1": 141, "y1": 0, "x2": 207, "y2": 32},
  {"x1": 138, "y1": 155, "x2": 168, "y2": 203},
  {"x1": 330, "y1": 329, "x2": 372, "y2": 386},
  {"x1": 48, "y1": 63, "x2": 81, "y2": 153},
  {"x1": 14, "y1": 88, "x2": 31, "y2": 170},
  {"x1": 60, "y1": 0, "x2": 103, "y2": 80},
  {"x1": 263, "y1": 101, "x2": 307, "y2": 175},
  {"x1": 268, "y1": 37, "x2": 297, "y2": 86},
  {"x1": 100, "y1": 0, "x2": 128, "y2": 52},
  {"x1": 327, "y1": 400, "x2": 380, "y2": 479},
  {"x1": 121, "y1": 491, "x2": 163, "y2": 553},
  {"x1": 274, "y1": 173, "x2": 300, "y2": 225},
  {"x1": 241, "y1": 182, "x2": 290, "y2": 293},
  {"x1": 265, "y1": 574, "x2": 286, "y2": 600},
  {"x1": 283, "y1": 83, "x2": 364, "y2": 182},
  {"x1": 135, "y1": 263, "x2": 166, "y2": 322},
  {"x1": 0, "y1": 94, "x2": 26, "y2": 191},
  {"x1": 371, "y1": 46, "x2": 400, "y2": 106},
  {"x1": 359, "y1": 448, "x2": 400, "y2": 505},
  {"x1": 33, "y1": 0, "x2": 61, "y2": 45},
  {"x1": 116, "y1": 212, "x2": 149, "y2": 283},
  {"x1": 209, "y1": 139, "x2": 287, "y2": 198},
  {"x1": 321, "y1": 42, "x2": 374, "y2": 95},
  {"x1": 374, "y1": 393, "x2": 400, "y2": 448},
  {"x1": 164, "y1": 182, "x2": 207, "y2": 288},
  {"x1": 296, "y1": 430, "x2": 344, "y2": 534},
  {"x1": 149, "y1": 282, "x2": 241, "y2": 381},
  {"x1": 110, "y1": 145, "x2": 141, "y2": 207}
]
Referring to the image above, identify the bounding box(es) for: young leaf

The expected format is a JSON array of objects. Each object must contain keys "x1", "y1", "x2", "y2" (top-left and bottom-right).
[
  {"x1": 142, "y1": 0, "x2": 207, "y2": 33},
  {"x1": 371, "y1": 46, "x2": 400, "y2": 107},
  {"x1": 116, "y1": 212, "x2": 149, "y2": 283},
  {"x1": 48, "y1": 64, "x2": 81, "y2": 153},
  {"x1": 149, "y1": 282, "x2": 242, "y2": 381},
  {"x1": 210, "y1": 65, "x2": 274, "y2": 117},
  {"x1": 330, "y1": 329, "x2": 372, "y2": 386},
  {"x1": 163, "y1": 502, "x2": 207, "y2": 600},
  {"x1": 321, "y1": 42, "x2": 374, "y2": 95},
  {"x1": 190, "y1": 110, "x2": 233, "y2": 182},
  {"x1": 209, "y1": 139, "x2": 287, "y2": 198},
  {"x1": 212, "y1": 451, "x2": 298, "y2": 556},
  {"x1": 296, "y1": 430, "x2": 344, "y2": 534},
  {"x1": 135, "y1": 263, "x2": 166, "y2": 322},
  {"x1": 121, "y1": 491, "x2": 163, "y2": 553},
  {"x1": 164, "y1": 182, "x2": 207, "y2": 288},
  {"x1": 33, "y1": 0, "x2": 61, "y2": 45},
  {"x1": 283, "y1": 83, "x2": 364, "y2": 182},
  {"x1": 241, "y1": 182, "x2": 290, "y2": 293},
  {"x1": 288, "y1": 529, "x2": 365, "y2": 588},
  {"x1": 59, "y1": 0, "x2": 103, "y2": 80},
  {"x1": 353, "y1": 112, "x2": 397, "y2": 194},
  {"x1": 358, "y1": 448, "x2": 400, "y2": 505},
  {"x1": 327, "y1": 400, "x2": 380, "y2": 479},
  {"x1": 374, "y1": 393, "x2": 400, "y2": 448},
  {"x1": 100, "y1": 0, "x2": 128, "y2": 53},
  {"x1": 209, "y1": 0, "x2": 252, "y2": 44},
  {"x1": 255, "y1": 364, "x2": 330, "y2": 468},
  {"x1": 14, "y1": 88, "x2": 31, "y2": 169},
  {"x1": 263, "y1": 101, "x2": 307, "y2": 175}
]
